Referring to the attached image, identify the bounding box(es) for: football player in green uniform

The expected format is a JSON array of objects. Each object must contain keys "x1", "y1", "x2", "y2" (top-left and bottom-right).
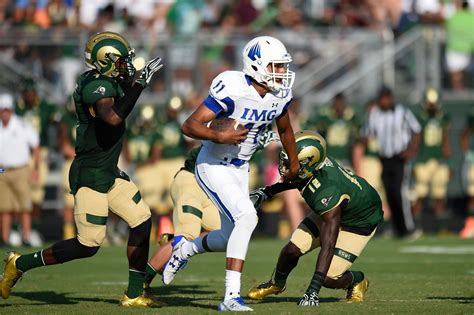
[
  {"x1": 58, "y1": 97, "x2": 78, "y2": 240},
  {"x1": 123, "y1": 104, "x2": 162, "y2": 213},
  {"x1": 413, "y1": 88, "x2": 451, "y2": 229},
  {"x1": 247, "y1": 131, "x2": 383, "y2": 306},
  {"x1": 16, "y1": 78, "x2": 57, "y2": 244},
  {"x1": 304, "y1": 93, "x2": 360, "y2": 168},
  {"x1": 1, "y1": 31, "x2": 163, "y2": 307}
]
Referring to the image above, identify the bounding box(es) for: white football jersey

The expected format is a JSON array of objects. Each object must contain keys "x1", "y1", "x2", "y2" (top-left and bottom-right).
[{"x1": 202, "y1": 71, "x2": 293, "y2": 161}]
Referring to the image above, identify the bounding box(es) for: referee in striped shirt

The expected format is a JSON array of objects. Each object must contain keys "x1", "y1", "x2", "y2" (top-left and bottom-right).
[{"x1": 363, "y1": 86, "x2": 421, "y2": 238}]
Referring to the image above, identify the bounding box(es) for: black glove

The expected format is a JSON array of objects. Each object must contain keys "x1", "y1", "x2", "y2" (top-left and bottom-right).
[
  {"x1": 298, "y1": 291, "x2": 320, "y2": 307},
  {"x1": 249, "y1": 187, "x2": 270, "y2": 209},
  {"x1": 136, "y1": 57, "x2": 163, "y2": 88}
]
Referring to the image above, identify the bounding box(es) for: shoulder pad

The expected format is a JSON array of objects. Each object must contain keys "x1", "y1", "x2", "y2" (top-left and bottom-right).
[
  {"x1": 82, "y1": 76, "x2": 121, "y2": 106},
  {"x1": 209, "y1": 71, "x2": 250, "y2": 101}
]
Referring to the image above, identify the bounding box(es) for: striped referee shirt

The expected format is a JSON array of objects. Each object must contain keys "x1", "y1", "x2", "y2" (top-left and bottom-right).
[{"x1": 364, "y1": 103, "x2": 421, "y2": 158}]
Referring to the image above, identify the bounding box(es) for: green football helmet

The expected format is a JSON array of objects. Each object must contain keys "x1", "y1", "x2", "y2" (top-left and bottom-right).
[
  {"x1": 85, "y1": 31, "x2": 136, "y2": 80},
  {"x1": 279, "y1": 130, "x2": 327, "y2": 181}
]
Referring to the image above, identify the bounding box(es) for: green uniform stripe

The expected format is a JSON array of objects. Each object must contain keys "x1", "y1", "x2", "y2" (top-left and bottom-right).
[
  {"x1": 182, "y1": 205, "x2": 203, "y2": 219},
  {"x1": 132, "y1": 191, "x2": 142, "y2": 204},
  {"x1": 302, "y1": 218, "x2": 320, "y2": 238},
  {"x1": 334, "y1": 247, "x2": 357, "y2": 263},
  {"x1": 86, "y1": 213, "x2": 108, "y2": 225}
]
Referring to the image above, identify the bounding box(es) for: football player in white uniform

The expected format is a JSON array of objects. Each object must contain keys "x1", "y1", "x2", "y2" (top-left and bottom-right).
[{"x1": 162, "y1": 36, "x2": 300, "y2": 311}]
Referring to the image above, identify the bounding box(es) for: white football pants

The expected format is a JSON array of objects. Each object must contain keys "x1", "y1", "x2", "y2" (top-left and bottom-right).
[{"x1": 195, "y1": 149, "x2": 258, "y2": 260}]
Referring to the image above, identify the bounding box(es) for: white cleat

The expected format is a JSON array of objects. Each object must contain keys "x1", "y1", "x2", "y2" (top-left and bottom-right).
[
  {"x1": 217, "y1": 297, "x2": 253, "y2": 312},
  {"x1": 162, "y1": 236, "x2": 189, "y2": 285}
]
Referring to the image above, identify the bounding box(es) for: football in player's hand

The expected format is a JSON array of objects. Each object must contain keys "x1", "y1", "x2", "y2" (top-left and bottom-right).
[{"x1": 209, "y1": 117, "x2": 245, "y2": 132}]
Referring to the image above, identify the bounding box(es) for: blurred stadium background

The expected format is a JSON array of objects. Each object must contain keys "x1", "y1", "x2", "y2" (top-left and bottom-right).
[{"x1": 0, "y1": 0, "x2": 473, "y2": 245}]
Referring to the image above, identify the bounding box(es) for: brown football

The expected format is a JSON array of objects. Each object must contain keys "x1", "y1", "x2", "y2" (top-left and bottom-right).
[{"x1": 209, "y1": 117, "x2": 245, "y2": 132}]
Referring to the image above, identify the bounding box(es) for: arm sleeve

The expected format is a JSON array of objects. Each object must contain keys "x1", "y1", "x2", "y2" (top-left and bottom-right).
[{"x1": 264, "y1": 180, "x2": 307, "y2": 197}]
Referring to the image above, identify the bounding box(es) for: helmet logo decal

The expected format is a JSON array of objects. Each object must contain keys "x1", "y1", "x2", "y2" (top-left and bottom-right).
[
  {"x1": 248, "y1": 42, "x2": 261, "y2": 61},
  {"x1": 93, "y1": 86, "x2": 106, "y2": 95}
]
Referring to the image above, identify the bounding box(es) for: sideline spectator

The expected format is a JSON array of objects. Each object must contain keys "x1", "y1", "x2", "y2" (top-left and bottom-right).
[
  {"x1": 0, "y1": 92, "x2": 39, "y2": 246},
  {"x1": 445, "y1": 0, "x2": 474, "y2": 90}
]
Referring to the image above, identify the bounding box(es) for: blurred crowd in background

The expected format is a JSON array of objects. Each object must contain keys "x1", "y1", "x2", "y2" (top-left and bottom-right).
[{"x1": 0, "y1": 0, "x2": 474, "y2": 247}]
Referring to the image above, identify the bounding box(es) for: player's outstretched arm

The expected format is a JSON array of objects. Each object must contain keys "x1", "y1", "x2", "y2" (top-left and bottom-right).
[
  {"x1": 299, "y1": 205, "x2": 341, "y2": 307},
  {"x1": 182, "y1": 105, "x2": 248, "y2": 144},
  {"x1": 275, "y1": 112, "x2": 299, "y2": 180},
  {"x1": 95, "y1": 57, "x2": 163, "y2": 126}
]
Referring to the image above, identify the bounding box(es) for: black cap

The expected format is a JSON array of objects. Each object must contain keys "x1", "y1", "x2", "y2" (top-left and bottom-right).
[
  {"x1": 22, "y1": 78, "x2": 36, "y2": 92},
  {"x1": 378, "y1": 85, "x2": 392, "y2": 97}
]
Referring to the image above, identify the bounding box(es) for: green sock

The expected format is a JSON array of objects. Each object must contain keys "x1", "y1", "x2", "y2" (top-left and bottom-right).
[
  {"x1": 274, "y1": 270, "x2": 289, "y2": 288},
  {"x1": 349, "y1": 271, "x2": 365, "y2": 285},
  {"x1": 16, "y1": 251, "x2": 45, "y2": 272},
  {"x1": 145, "y1": 263, "x2": 158, "y2": 284},
  {"x1": 127, "y1": 269, "x2": 145, "y2": 298},
  {"x1": 307, "y1": 272, "x2": 325, "y2": 294}
]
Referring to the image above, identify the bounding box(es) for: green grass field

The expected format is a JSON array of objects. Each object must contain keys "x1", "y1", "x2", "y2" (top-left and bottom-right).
[{"x1": 0, "y1": 236, "x2": 473, "y2": 314}]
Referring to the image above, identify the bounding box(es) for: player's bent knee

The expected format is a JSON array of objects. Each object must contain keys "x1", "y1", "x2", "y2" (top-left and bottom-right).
[
  {"x1": 128, "y1": 218, "x2": 152, "y2": 247},
  {"x1": 234, "y1": 209, "x2": 258, "y2": 232},
  {"x1": 52, "y1": 238, "x2": 100, "y2": 263}
]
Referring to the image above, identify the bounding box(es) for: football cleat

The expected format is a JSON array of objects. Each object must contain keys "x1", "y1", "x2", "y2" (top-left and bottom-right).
[
  {"x1": 217, "y1": 297, "x2": 253, "y2": 312},
  {"x1": 159, "y1": 233, "x2": 174, "y2": 246},
  {"x1": 346, "y1": 277, "x2": 369, "y2": 303},
  {"x1": 162, "y1": 236, "x2": 189, "y2": 285},
  {"x1": 142, "y1": 280, "x2": 151, "y2": 297},
  {"x1": 1, "y1": 252, "x2": 23, "y2": 299},
  {"x1": 247, "y1": 279, "x2": 285, "y2": 300},
  {"x1": 119, "y1": 292, "x2": 161, "y2": 308}
]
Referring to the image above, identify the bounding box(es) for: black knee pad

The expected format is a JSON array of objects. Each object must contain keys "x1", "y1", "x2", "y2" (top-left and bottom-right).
[
  {"x1": 52, "y1": 238, "x2": 100, "y2": 263},
  {"x1": 128, "y1": 218, "x2": 152, "y2": 247}
]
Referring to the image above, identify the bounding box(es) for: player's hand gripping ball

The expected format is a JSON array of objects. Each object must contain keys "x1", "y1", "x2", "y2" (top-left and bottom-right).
[{"x1": 208, "y1": 117, "x2": 248, "y2": 145}]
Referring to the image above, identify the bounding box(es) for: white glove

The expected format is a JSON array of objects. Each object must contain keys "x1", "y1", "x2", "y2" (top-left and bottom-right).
[
  {"x1": 298, "y1": 292, "x2": 320, "y2": 307},
  {"x1": 136, "y1": 57, "x2": 163, "y2": 88},
  {"x1": 249, "y1": 187, "x2": 270, "y2": 209},
  {"x1": 257, "y1": 130, "x2": 279, "y2": 150}
]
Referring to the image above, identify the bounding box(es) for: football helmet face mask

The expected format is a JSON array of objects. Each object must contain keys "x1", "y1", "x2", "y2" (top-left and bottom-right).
[
  {"x1": 85, "y1": 31, "x2": 136, "y2": 80},
  {"x1": 242, "y1": 36, "x2": 295, "y2": 93},
  {"x1": 279, "y1": 131, "x2": 327, "y2": 181}
]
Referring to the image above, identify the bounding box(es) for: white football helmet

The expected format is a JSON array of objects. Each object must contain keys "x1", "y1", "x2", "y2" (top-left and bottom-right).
[{"x1": 242, "y1": 36, "x2": 295, "y2": 93}]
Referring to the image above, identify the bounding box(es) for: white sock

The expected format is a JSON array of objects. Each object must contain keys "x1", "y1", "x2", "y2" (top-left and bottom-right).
[
  {"x1": 224, "y1": 269, "x2": 241, "y2": 301},
  {"x1": 180, "y1": 239, "x2": 200, "y2": 258}
]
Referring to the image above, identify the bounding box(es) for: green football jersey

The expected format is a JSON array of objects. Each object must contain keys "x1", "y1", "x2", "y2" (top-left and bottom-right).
[
  {"x1": 61, "y1": 109, "x2": 78, "y2": 147},
  {"x1": 305, "y1": 107, "x2": 360, "y2": 162},
  {"x1": 16, "y1": 98, "x2": 57, "y2": 147},
  {"x1": 416, "y1": 110, "x2": 450, "y2": 163},
  {"x1": 126, "y1": 125, "x2": 160, "y2": 164},
  {"x1": 156, "y1": 120, "x2": 187, "y2": 159},
  {"x1": 181, "y1": 146, "x2": 201, "y2": 174},
  {"x1": 301, "y1": 157, "x2": 383, "y2": 229},
  {"x1": 69, "y1": 71, "x2": 128, "y2": 194}
]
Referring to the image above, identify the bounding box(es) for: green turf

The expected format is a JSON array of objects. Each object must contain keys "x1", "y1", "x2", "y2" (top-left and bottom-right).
[{"x1": 0, "y1": 236, "x2": 473, "y2": 314}]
